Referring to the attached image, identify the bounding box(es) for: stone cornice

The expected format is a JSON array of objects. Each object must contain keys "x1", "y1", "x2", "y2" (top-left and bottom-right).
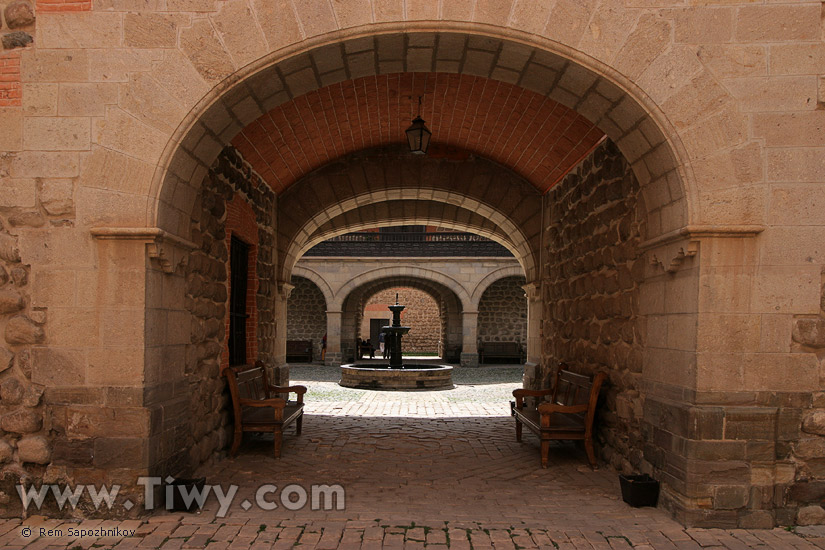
[
  {"x1": 91, "y1": 227, "x2": 197, "y2": 274},
  {"x1": 639, "y1": 225, "x2": 765, "y2": 251}
]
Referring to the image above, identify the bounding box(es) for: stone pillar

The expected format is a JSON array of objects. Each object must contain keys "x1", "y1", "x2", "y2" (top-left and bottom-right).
[
  {"x1": 461, "y1": 310, "x2": 479, "y2": 367},
  {"x1": 273, "y1": 282, "x2": 294, "y2": 384},
  {"x1": 521, "y1": 282, "x2": 541, "y2": 389},
  {"x1": 522, "y1": 282, "x2": 541, "y2": 364},
  {"x1": 325, "y1": 310, "x2": 343, "y2": 366},
  {"x1": 44, "y1": 228, "x2": 195, "y2": 512}
]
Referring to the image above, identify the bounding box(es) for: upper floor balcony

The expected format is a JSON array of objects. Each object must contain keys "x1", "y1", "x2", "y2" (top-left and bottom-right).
[{"x1": 302, "y1": 227, "x2": 512, "y2": 258}]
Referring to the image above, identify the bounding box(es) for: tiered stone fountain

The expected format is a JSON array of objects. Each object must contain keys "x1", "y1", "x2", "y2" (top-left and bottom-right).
[{"x1": 339, "y1": 295, "x2": 454, "y2": 390}]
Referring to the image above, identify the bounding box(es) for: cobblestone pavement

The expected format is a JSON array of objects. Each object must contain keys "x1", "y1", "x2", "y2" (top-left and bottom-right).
[{"x1": 6, "y1": 365, "x2": 825, "y2": 548}]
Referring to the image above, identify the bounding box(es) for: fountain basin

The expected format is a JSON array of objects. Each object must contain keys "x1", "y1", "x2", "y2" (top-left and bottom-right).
[{"x1": 340, "y1": 364, "x2": 454, "y2": 390}]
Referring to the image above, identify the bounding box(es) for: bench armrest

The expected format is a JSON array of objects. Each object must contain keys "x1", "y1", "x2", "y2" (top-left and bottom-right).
[
  {"x1": 513, "y1": 389, "x2": 553, "y2": 398},
  {"x1": 270, "y1": 385, "x2": 308, "y2": 404},
  {"x1": 538, "y1": 402, "x2": 588, "y2": 415},
  {"x1": 513, "y1": 388, "x2": 553, "y2": 408},
  {"x1": 239, "y1": 397, "x2": 288, "y2": 421},
  {"x1": 240, "y1": 398, "x2": 286, "y2": 408}
]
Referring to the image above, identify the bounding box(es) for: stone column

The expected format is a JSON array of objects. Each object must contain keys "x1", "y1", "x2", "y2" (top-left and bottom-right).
[
  {"x1": 274, "y1": 281, "x2": 294, "y2": 384},
  {"x1": 522, "y1": 282, "x2": 541, "y2": 388},
  {"x1": 325, "y1": 310, "x2": 343, "y2": 366},
  {"x1": 460, "y1": 310, "x2": 479, "y2": 367}
]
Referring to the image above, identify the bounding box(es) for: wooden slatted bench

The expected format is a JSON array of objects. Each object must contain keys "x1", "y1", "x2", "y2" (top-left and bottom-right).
[
  {"x1": 286, "y1": 340, "x2": 313, "y2": 363},
  {"x1": 223, "y1": 361, "x2": 307, "y2": 458},
  {"x1": 479, "y1": 341, "x2": 524, "y2": 364},
  {"x1": 511, "y1": 364, "x2": 606, "y2": 468}
]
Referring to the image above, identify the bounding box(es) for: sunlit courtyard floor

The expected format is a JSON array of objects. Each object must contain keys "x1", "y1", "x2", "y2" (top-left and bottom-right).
[{"x1": 4, "y1": 364, "x2": 825, "y2": 548}]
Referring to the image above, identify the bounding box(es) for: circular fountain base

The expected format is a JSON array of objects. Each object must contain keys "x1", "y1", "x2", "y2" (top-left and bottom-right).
[{"x1": 340, "y1": 364, "x2": 454, "y2": 390}]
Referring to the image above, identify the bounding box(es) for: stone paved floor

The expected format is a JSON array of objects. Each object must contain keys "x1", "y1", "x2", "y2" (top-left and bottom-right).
[{"x1": 6, "y1": 365, "x2": 825, "y2": 549}]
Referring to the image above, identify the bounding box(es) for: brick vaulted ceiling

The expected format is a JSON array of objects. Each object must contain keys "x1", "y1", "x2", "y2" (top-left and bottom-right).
[{"x1": 231, "y1": 72, "x2": 604, "y2": 195}]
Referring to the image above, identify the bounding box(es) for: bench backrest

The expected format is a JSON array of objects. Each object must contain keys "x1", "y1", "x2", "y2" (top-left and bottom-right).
[
  {"x1": 223, "y1": 363, "x2": 270, "y2": 415},
  {"x1": 286, "y1": 340, "x2": 311, "y2": 352},
  {"x1": 552, "y1": 364, "x2": 606, "y2": 429},
  {"x1": 482, "y1": 342, "x2": 520, "y2": 353}
]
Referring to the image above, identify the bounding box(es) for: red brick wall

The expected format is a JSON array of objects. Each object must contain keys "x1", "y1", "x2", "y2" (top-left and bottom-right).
[
  {"x1": 222, "y1": 194, "x2": 259, "y2": 369},
  {"x1": 35, "y1": 0, "x2": 91, "y2": 12},
  {"x1": 364, "y1": 288, "x2": 440, "y2": 354},
  {"x1": 0, "y1": 53, "x2": 21, "y2": 107}
]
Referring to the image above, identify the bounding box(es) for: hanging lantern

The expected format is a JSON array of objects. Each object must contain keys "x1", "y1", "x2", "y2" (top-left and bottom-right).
[
  {"x1": 405, "y1": 115, "x2": 432, "y2": 154},
  {"x1": 405, "y1": 96, "x2": 431, "y2": 154}
]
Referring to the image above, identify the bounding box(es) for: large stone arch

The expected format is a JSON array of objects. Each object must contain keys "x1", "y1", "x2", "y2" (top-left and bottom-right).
[
  {"x1": 278, "y1": 147, "x2": 541, "y2": 282},
  {"x1": 339, "y1": 275, "x2": 463, "y2": 364},
  {"x1": 291, "y1": 266, "x2": 335, "y2": 308},
  {"x1": 145, "y1": 25, "x2": 716, "y2": 244},
  {"x1": 331, "y1": 266, "x2": 472, "y2": 312},
  {"x1": 285, "y1": 275, "x2": 328, "y2": 360},
  {"x1": 470, "y1": 265, "x2": 527, "y2": 309},
  {"x1": 14, "y1": 0, "x2": 822, "y2": 527}
]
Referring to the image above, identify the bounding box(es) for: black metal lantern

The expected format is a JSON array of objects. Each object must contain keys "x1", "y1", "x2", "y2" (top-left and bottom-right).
[{"x1": 405, "y1": 96, "x2": 431, "y2": 154}]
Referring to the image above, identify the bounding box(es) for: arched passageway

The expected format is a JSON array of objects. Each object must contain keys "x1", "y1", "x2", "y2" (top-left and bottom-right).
[
  {"x1": 114, "y1": 36, "x2": 702, "y2": 521},
  {"x1": 361, "y1": 287, "x2": 442, "y2": 356},
  {"x1": 340, "y1": 275, "x2": 463, "y2": 365},
  {"x1": 11, "y1": 3, "x2": 813, "y2": 525},
  {"x1": 477, "y1": 275, "x2": 528, "y2": 361},
  {"x1": 286, "y1": 276, "x2": 328, "y2": 361}
]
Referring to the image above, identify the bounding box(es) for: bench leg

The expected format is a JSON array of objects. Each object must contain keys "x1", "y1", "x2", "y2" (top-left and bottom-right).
[
  {"x1": 273, "y1": 428, "x2": 283, "y2": 458},
  {"x1": 515, "y1": 418, "x2": 522, "y2": 442},
  {"x1": 540, "y1": 438, "x2": 550, "y2": 468},
  {"x1": 296, "y1": 415, "x2": 303, "y2": 436},
  {"x1": 584, "y1": 438, "x2": 597, "y2": 469},
  {"x1": 230, "y1": 428, "x2": 242, "y2": 457}
]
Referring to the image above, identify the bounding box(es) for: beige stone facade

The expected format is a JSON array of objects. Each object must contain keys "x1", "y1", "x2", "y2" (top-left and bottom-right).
[
  {"x1": 292, "y1": 256, "x2": 524, "y2": 365},
  {"x1": 0, "y1": 0, "x2": 822, "y2": 528}
]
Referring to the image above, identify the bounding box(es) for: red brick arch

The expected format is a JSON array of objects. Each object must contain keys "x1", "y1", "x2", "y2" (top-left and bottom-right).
[{"x1": 231, "y1": 72, "x2": 604, "y2": 196}]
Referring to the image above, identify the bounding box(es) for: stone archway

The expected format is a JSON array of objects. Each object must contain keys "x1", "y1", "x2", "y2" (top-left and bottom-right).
[
  {"x1": 278, "y1": 147, "x2": 540, "y2": 282},
  {"x1": 10, "y1": 0, "x2": 819, "y2": 525},
  {"x1": 339, "y1": 275, "x2": 463, "y2": 366},
  {"x1": 148, "y1": 29, "x2": 704, "y2": 245},
  {"x1": 286, "y1": 275, "x2": 328, "y2": 361},
  {"x1": 476, "y1": 276, "x2": 528, "y2": 362}
]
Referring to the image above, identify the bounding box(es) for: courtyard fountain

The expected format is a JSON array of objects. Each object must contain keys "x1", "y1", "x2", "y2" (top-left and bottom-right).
[{"x1": 339, "y1": 295, "x2": 454, "y2": 390}]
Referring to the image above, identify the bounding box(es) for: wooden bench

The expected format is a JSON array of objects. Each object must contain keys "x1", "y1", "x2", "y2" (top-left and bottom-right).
[
  {"x1": 479, "y1": 341, "x2": 523, "y2": 364},
  {"x1": 356, "y1": 340, "x2": 375, "y2": 359},
  {"x1": 511, "y1": 364, "x2": 606, "y2": 468},
  {"x1": 286, "y1": 340, "x2": 313, "y2": 362},
  {"x1": 223, "y1": 361, "x2": 307, "y2": 458}
]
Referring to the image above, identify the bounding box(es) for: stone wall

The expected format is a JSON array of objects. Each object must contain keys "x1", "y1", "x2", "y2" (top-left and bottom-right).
[
  {"x1": 767, "y1": 289, "x2": 825, "y2": 524},
  {"x1": 169, "y1": 145, "x2": 276, "y2": 474},
  {"x1": 364, "y1": 288, "x2": 440, "y2": 354},
  {"x1": 287, "y1": 276, "x2": 327, "y2": 360},
  {"x1": 0, "y1": 218, "x2": 47, "y2": 514},
  {"x1": 540, "y1": 139, "x2": 647, "y2": 475},
  {"x1": 477, "y1": 276, "x2": 527, "y2": 346},
  {"x1": 0, "y1": 143, "x2": 78, "y2": 514}
]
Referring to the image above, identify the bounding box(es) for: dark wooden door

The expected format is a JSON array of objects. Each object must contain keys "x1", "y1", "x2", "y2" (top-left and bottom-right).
[
  {"x1": 370, "y1": 318, "x2": 390, "y2": 345},
  {"x1": 228, "y1": 237, "x2": 249, "y2": 366}
]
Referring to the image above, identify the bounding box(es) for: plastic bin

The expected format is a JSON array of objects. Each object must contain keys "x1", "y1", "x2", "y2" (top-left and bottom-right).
[
  {"x1": 619, "y1": 474, "x2": 659, "y2": 507},
  {"x1": 165, "y1": 477, "x2": 207, "y2": 512}
]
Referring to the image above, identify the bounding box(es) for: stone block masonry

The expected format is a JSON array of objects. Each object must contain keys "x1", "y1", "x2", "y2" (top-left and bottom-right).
[
  {"x1": 477, "y1": 276, "x2": 527, "y2": 346},
  {"x1": 147, "y1": 145, "x2": 277, "y2": 479},
  {"x1": 540, "y1": 139, "x2": 647, "y2": 477},
  {"x1": 287, "y1": 276, "x2": 326, "y2": 360},
  {"x1": 363, "y1": 287, "x2": 440, "y2": 354}
]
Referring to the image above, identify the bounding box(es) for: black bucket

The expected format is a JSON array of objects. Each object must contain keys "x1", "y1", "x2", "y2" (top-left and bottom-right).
[
  {"x1": 165, "y1": 477, "x2": 207, "y2": 512},
  {"x1": 619, "y1": 474, "x2": 659, "y2": 507}
]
